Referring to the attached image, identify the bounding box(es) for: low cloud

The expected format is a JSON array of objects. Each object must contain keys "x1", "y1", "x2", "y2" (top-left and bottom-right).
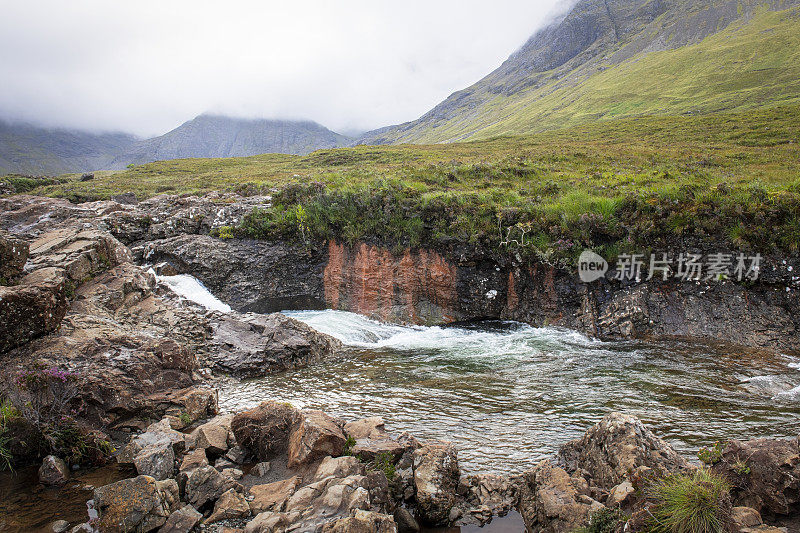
[{"x1": 0, "y1": 0, "x2": 571, "y2": 137}]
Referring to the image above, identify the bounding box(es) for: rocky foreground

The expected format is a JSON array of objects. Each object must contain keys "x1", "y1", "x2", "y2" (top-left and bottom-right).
[
  {"x1": 33, "y1": 408, "x2": 800, "y2": 533},
  {"x1": 1, "y1": 192, "x2": 799, "y2": 532}
]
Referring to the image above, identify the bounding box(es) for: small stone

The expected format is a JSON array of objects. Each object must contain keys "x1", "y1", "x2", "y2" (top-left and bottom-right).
[
  {"x1": 394, "y1": 507, "x2": 420, "y2": 533},
  {"x1": 226, "y1": 445, "x2": 248, "y2": 464},
  {"x1": 39, "y1": 456, "x2": 69, "y2": 485},
  {"x1": 222, "y1": 468, "x2": 244, "y2": 480},
  {"x1": 251, "y1": 461, "x2": 271, "y2": 477},
  {"x1": 50, "y1": 519, "x2": 70, "y2": 533}
]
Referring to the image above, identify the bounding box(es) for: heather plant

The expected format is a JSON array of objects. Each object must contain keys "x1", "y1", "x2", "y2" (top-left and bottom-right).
[{"x1": 8, "y1": 364, "x2": 111, "y2": 465}]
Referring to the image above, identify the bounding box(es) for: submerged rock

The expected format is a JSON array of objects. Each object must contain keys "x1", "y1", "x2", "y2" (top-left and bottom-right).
[
  {"x1": 558, "y1": 412, "x2": 689, "y2": 489},
  {"x1": 38, "y1": 455, "x2": 69, "y2": 485}
]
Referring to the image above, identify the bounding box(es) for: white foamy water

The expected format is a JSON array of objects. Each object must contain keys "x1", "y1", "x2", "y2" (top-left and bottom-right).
[{"x1": 157, "y1": 274, "x2": 232, "y2": 313}]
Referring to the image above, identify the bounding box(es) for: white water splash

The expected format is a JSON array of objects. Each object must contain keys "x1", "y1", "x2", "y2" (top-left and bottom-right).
[
  {"x1": 158, "y1": 274, "x2": 232, "y2": 313},
  {"x1": 282, "y1": 309, "x2": 601, "y2": 360}
]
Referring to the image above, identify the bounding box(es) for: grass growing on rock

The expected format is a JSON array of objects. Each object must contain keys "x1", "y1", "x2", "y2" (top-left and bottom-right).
[
  {"x1": 647, "y1": 469, "x2": 732, "y2": 533},
  {"x1": 6, "y1": 104, "x2": 800, "y2": 263}
]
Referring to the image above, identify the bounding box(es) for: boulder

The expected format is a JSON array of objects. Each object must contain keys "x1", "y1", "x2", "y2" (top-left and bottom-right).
[
  {"x1": 248, "y1": 477, "x2": 301, "y2": 514},
  {"x1": 314, "y1": 456, "x2": 365, "y2": 482},
  {"x1": 455, "y1": 473, "x2": 518, "y2": 525},
  {"x1": 517, "y1": 460, "x2": 604, "y2": 533},
  {"x1": 412, "y1": 441, "x2": 459, "y2": 526},
  {"x1": 179, "y1": 448, "x2": 208, "y2": 473},
  {"x1": 208, "y1": 312, "x2": 342, "y2": 376},
  {"x1": 244, "y1": 511, "x2": 290, "y2": 533},
  {"x1": 158, "y1": 505, "x2": 202, "y2": 533},
  {"x1": 183, "y1": 465, "x2": 239, "y2": 509},
  {"x1": 712, "y1": 437, "x2": 800, "y2": 515},
  {"x1": 231, "y1": 401, "x2": 300, "y2": 461},
  {"x1": 321, "y1": 510, "x2": 398, "y2": 533},
  {"x1": 0, "y1": 267, "x2": 68, "y2": 352},
  {"x1": 288, "y1": 409, "x2": 347, "y2": 467},
  {"x1": 193, "y1": 414, "x2": 233, "y2": 457},
  {"x1": 134, "y1": 441, "x2": 175, "y2": 481},
  {"x1": 38, "y1": 455, "x2": 69, "y2": 485},
  {"x1": 93, "y1": 475, "x2": 179, "y2": 532},
  {"x1": 0, "y1": 231, "x2": 28, "y2": 280},
  {"x1": 284, "y1": 475, "x2": 372, "y2": 531},
  {"x1": 558, "y1": 413, "x2": 689, "y2": 488},
  {"x1": 206, "y1": 488, "x2": 251, "y2": 524},
  {"x1": 345, "y1": 418, "x2": 388, "y2": 440}
]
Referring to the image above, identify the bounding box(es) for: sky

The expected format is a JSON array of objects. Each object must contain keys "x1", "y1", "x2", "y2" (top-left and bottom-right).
[{"x1": 0, "y1": 0, "x2": 571, "y2": 138}]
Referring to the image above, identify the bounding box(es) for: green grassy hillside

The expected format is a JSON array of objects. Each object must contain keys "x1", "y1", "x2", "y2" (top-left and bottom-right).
[
  {"x1": 363, "y1": 3, "x2": 800, "y2": 144},
  {"x1": 8, "y1": 105, "x2": 800, "y2": 263}
]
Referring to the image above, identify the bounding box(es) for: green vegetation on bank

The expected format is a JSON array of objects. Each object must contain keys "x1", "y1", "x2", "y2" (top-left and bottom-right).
[{"x1": 4, "y1": 105, "x2": 800, "y2": 263}]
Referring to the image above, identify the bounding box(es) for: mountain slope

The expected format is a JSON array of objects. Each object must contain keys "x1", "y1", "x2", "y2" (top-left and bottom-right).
[
  {"x1": 116, "y1": 115, "x2": 351, "y2": 166},
  {"x1": 0, "y1": 121, "x2": 137, "y2": 175},
  {"x1": 360, "y1": 0, "x2": 800, "y2": 144}
]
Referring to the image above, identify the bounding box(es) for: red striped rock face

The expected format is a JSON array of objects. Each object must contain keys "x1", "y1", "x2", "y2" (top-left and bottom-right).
[{"x1": 323, "y1": 240, "x2": 458, "y2": 325}]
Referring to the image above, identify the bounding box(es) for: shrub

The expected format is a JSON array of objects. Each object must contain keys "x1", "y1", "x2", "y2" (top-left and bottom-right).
[
  {"x1": 647, "y1": 469, "x2": 731, "y2": 533},
  {"x1": 578, "y1": 507, "x2": 627, "y2": 533},
  {"x1": 698, "y1": 442, "x2": 725, "y2": 465},
  {"x1": 8, "y1": 364, "x2": 112, "y2": 466},
  {"x1": 342, "y1": 435, "x2": 356, "y2": 456}
]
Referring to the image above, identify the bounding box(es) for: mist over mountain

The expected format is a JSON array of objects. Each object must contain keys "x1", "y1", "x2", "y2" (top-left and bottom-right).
[{"x1": 0, "y1": 115, "x2": 351, "y2": 175}]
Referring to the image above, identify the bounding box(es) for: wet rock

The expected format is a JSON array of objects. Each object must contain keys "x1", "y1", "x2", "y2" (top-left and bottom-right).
[
  {"x1": 248, "y1": 476, "x2": 301, "y2": 514},
  {"x1": 517, "y1": 460, "x2": 603, "y2": 533},
  {"x1": 712, "y1": 437, "x2": 800, "y2": 515},
  {"x1": 208, "y1": 312, "x2": 342, "y2": 376},
  {"x1": 558, "y1": 412, "x2": 689, "y2": 488},
  {"x1": 231, "y1": 400, "x2": 300, "y2": 461},
  {"x1": 455, "y1": 473, "x2": 518, "y2": 525},
  {"x1": 93, "y1": 475, "x2": 179, "y2": 532},
  {"x1": 393, "y1": 507, "x2": 420, "y2": 533},
  {"x1": 38, "y1": 455, "x2": 69, "y2": 485},
  {"x1": 193, "y1": 414, "x2": 233, "y2": 457},
  {"x1": 183, "y1": 465, "x2": 239, "y2": 509},
  {"x1": 321, "y1": 510, "x2": 398, "y2": 533},
  {"x1": 206, "y1": 488, "x2": 251, "y2": 524},
  {"x1": 412, "y1": 441, "x2": 459, "y2": 526},
  {"x1": 288, "y1": 409, "x2": 347, "y2": 467},
  {"x1": 314, "y1": 456, "x2": 366, "y2": 482},
  {"x1": 0, "y1": 230, "x2": 28, "y2": 279},
  {"x1": 158, "y1": 504, "x2": 202, "y2": 533}
]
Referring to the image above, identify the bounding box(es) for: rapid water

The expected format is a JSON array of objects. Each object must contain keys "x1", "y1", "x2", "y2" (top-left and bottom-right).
[
  {"x1": 220, "y1": 309, "x2": 800, "y2": 474},
  {"x1": 157, "y1": 273, "x2": 800, "y2": 474}
]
